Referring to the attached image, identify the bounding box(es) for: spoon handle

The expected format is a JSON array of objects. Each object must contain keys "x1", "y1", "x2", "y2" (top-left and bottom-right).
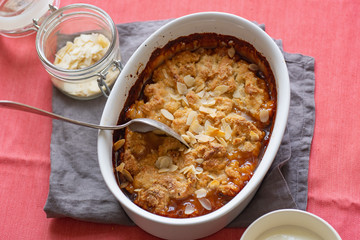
[
  {"x1": 0, "y1": 100, "x2": 122, "y2": 130},
  {"x1": 0, "y1": 100, "x2": 189, "y2": 147}
]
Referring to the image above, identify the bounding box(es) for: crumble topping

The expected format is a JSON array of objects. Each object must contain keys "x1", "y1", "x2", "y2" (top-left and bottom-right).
[{"x1": 113, "y1": 34, "x2": 275, "y2": 217}]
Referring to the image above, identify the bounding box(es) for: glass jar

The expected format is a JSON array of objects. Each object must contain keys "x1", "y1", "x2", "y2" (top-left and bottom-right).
[
  {"x1": 35, "y1": 4, "x2": 122, "y2": 100},
  {"x1": 0, "y1": 0, "x2": 60, "y2": 38}
]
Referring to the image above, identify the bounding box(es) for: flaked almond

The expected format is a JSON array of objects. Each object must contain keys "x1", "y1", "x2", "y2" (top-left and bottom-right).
[
  {"x1": 200, "y1": 98, "x2": 216, "y2": 106},
  {"x1": 199, "y1": 106, "x2": 217, "y2": 118},
  {"x1": 184, "y1": 75, "x2": 195, "y2": 87},
  {"x1": 206, "y1": 125, "x2": 225, "y2": 138},
  {"x1": 178, "y1": 147, "x2": 186, "y2": 152},
  {"x1": 248, "y1": 63, "x2": 259, "y2": 71},
  {"x1": 122, "y1": 169, "x2": 134, "y2": 182},
  {"x1": 184, "y1": 148, "x2": 192, "y2": 154},
  {"x1": 200, "y1": 106, "x2": 216, "y2": 114},
  {"x1": 208, "y1": 174, "x2": 217, "y2": 180},
  {"x1": 179, "y1": 165, "x2": 193, "y2": 174},
  {"x1": 186, "y1": 131, "x2": 196, "y2": 140},
  {"x1": 162, "y1": 68, "x2": 169, "y2": 78},
  {"x1": 186, "y1": 131, "x2": 197, "y2": 145},
  {"x1": 189, "y1": 119, "x2": 204, "y2": 134},
  {"x1": 188, "y1": 86, "x2": 195, "y2": 92},
  {"x1": 202, "y1": 91, "x2": 210, "y2": 99},
  {"x1": 181, "y1": 134, "x2": 191, "y2": 143},
  {"x1": 195, "y1": 167, "x2": 203, "y2": 173},
  {"x1": 120, "y1": 182, "x2": 129, "y2": 188},
  {"x1": 113, "y1": 139, "x2": 125, "y2": 151},
  {"x1": 181, "y1": 96, "x2": 189, "y2": 106},
  {"x1": 158, "y1": 168, "x2": 170, "y2": 173},
  {"x1": 199, "y1": 198, "x2": 212, "y2": 210},
  {"x1": 181, "y1": 165, "x2": 202, "y2": 175},
  {"x1": 116, "y1": 162, "x2": 125, "y2": 172},
  {"x1": 195, "y1": 158, "x2": 204, "y2": 164},
  {"x1": 169, "y1": 164, "x2": 178, "y2": 172},
  {"x1": 204, "y1": 120, "x2": 212, "y2": 131},
  {"x1": 232, "y1": 88, "x2": 242, "y2": 98},
  {"x1": 161, "y1": 109, "x2": 174, "y2": 121},
  {"x1": 196, "y1": 89, "x2": 205, "y2": 98},
  {"x1": 227, "y1": 47, "x2": 235, "y2": 58},
  {"x1": 195, "y1": 188, "x2": 207, "y2": 198},
  {"x1": 215, "y1": 136, "x2": 228, "y2": 147},
  {"x1": 169, "y1": 93, "x2": 182, "y2": 101},
  {"x1": 155, "y1": 156, "x2": 173, "y2": 169},
  {"x1": 177, "y1": 82, "x2": 188, "y2": 95},
  {"x1": 186, "y1": 111, "x2": 198, "y2": 126},
  {"x1": 185, "y1": 204, "x2": 195, "y2": 215},
  {"x1": 196, "y1": 82, "x2": 205, "y2": 93},
  {"x1": 236, "y1": 83, "x2": 247, "y2": 97},
  {"x1": 195, "y1": 134, "x2": 214, "y2": 143},
  {"x1": 260, "y1": 109, "x2": 269, "y2": 122},
  {"x1": 223, "y1": 123, "x2": 232, "y2": 140},
  {"x1": 212, "y1": 85, "x2": 229, "y2": 96}
]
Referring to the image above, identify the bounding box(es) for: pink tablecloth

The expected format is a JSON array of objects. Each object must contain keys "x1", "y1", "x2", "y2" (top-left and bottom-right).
[{"x1": 0, "y1": 0, "x2": 359, "y2": 239}]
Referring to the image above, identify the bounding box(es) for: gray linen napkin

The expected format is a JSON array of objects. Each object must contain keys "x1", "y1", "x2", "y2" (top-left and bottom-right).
[{"x1": 44, "y1": 19, "x2": 315, "y2": 227}]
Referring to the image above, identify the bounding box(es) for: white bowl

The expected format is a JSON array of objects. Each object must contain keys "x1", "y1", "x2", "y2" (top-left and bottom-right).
[
  {"x1": 98, "y1": 12, "x2": 290, "y2": 239},
  {"x1": 241, "y1": 209, "x2": 342, "y2": 240}
]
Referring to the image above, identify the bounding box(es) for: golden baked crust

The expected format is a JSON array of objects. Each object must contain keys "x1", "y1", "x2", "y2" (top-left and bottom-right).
[{"x1": 113, "y1": 33, "x2": 276, "y2": 217}]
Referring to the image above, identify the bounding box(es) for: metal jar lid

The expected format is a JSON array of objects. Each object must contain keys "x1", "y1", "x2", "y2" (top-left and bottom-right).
[{"x1": 0, "y1": 0, "x2": 60, "y2": 38}]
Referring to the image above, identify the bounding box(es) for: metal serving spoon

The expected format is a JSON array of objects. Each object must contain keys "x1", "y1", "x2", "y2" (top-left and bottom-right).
[{"x1": 0, "y1": 100, "x2": 189, "y2": 148}]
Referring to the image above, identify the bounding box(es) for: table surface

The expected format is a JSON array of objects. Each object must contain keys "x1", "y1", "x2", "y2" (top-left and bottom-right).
[{"x1": 0, "y1": 0, "x2": 359, "y2": 239}]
